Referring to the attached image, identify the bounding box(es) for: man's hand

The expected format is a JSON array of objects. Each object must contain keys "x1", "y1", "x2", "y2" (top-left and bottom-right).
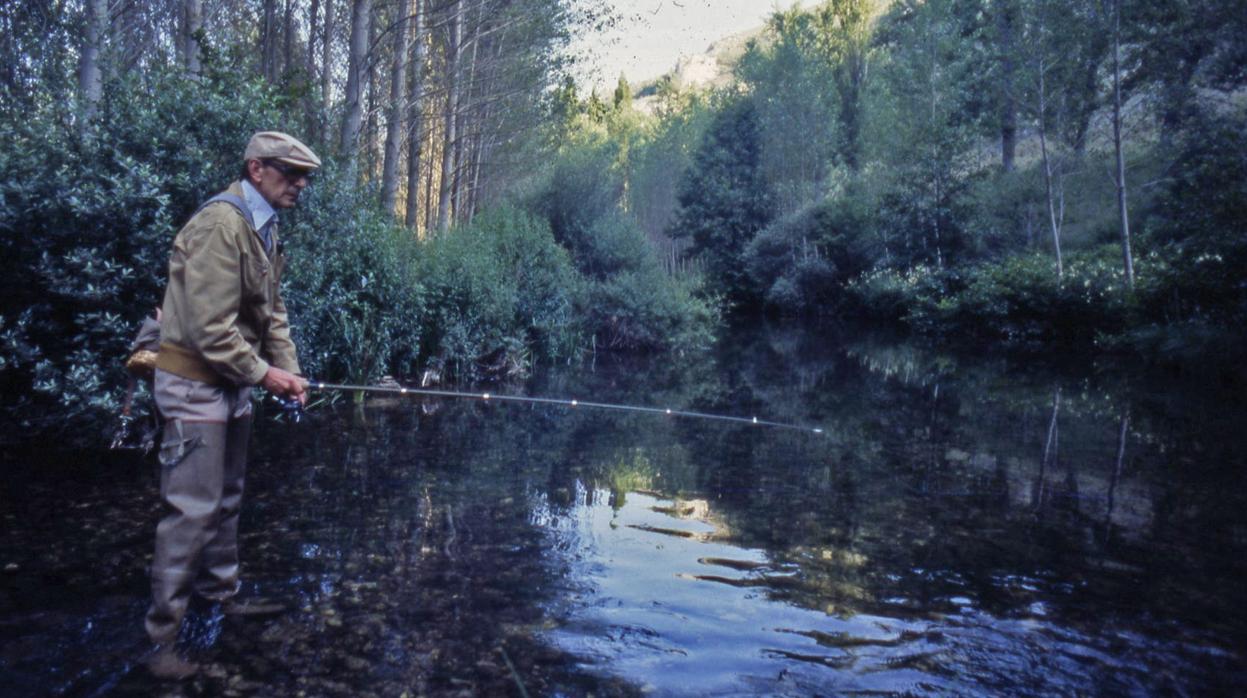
[{"x1": 261, "y1": 366, "x2": 307, "y2": 405}]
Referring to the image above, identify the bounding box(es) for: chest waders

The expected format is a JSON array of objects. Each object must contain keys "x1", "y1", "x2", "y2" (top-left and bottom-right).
[{"x1": 145, "y1": 194, "x2": 267, "y2": 670}]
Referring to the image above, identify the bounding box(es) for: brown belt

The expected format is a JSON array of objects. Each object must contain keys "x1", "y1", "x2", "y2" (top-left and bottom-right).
[{"x1": 153, "y1": 342, "x2": 226, "y2": 386}]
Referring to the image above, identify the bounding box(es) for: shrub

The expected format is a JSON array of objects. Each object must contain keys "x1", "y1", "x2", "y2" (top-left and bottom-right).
[
  {"x1": 416, "y1": 207, "x2": 582, "y2": 379},
  {"x1": 745, "y1": 194, "x2": 877, "y2": 315},
  {"x1": 281, "y1": 166, "x2": 424, "y2": 385},
  {"x1": 0, "y1": 69, "x2": 283, "y2": 442},
  {"x1": 842, "y1": 265, "x2": 946, "y2": 324}
]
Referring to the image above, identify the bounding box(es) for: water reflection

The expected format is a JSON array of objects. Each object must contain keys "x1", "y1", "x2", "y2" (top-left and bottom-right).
[{"x1": 2, "y1": 327, "x2": 1246, "y2": 695}]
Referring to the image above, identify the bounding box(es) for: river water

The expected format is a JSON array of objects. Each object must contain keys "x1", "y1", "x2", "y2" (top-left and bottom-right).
[{"x1": 2, "y1": 327, "x2": 1246, "y2": 696}]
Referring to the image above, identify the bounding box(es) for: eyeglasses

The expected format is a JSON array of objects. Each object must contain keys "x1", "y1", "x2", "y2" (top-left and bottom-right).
[{"x1": 263, "y1": 159, "x2": 316, "y2": 183}]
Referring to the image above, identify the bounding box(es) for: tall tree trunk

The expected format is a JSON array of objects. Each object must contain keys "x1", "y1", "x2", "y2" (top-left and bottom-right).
[
  {"x1": 425, "y1": 120, "x2": 436, "y2": 232},
  {"x1": 1111, "y1": 0, "x2": 1135, "y2": 290},
  {"x1": 405, "y1": 0, "x2": 427, "y2": 230},
  {"x1": 1037, "y1": 58, "x2": 1063, "y2": 279},
  {"x1": 182, "y1": 0, "x2": 202, "y2": 76},
  {"x1": 262, "y1": 0, "x2": 278, "y2": 81},
  {"x1": 306, "y1": 0, "x2": 321, "y2": 137},
  {"x1": 452, "y1": 1, "x2": 482, "y2": 223},
  {"x1": 340, "y1": 0, "x2": 372, "y2": 167},
  {"x1": 997, "y1": 0, "x2": 1017, "y2": 172},
  {"x1": 322, "y1": 0, "x2": 335, "y2": 121},
  {"x1": 283, "y1": 0, "x2": 295, "y2": 78},
  {"x1": 307, "y1": 0, "x2": 321, "y2": 79},
  {"x1": 436, "y1": 1, "x2": 461, "y2": 232},
  {"x1": 381, "y1": 0, "x2": 412, "y2": 214},
  {"x1": 78, "y1": 0, "x2": 107, "y2": 132}
]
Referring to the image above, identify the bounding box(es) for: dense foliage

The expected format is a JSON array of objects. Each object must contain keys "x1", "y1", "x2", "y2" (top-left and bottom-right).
[
  {"x1": 647, "y1": 0, "x2": 1246, "y2": 362},
  {"x1": 0, "y1": 64, "x2": 716, "y2": 444},
  {"x1": 1, "y1": 69, "x2": 280, "y2": 435}
]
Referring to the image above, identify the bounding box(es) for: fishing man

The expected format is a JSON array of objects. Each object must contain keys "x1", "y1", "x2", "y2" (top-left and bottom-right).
[{"x1": 144, "y1": 131, "x2": 317, "y2": 679}]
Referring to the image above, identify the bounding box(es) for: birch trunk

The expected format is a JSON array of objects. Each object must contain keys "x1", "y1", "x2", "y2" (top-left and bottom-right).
[
  {"x1": 78, "y1": 0, "x2": 107, "y2": 130},
  {"x1": 436, "y1": 0, "x2": 462, "y2": 232},
  {"x1": 322, "y1": 0, "x2": 335, "y2": 119},
  {"x1": 405, "y1": 0, "x2": 427, "y2": 230},
  {"x1": 1037, "y1": 58, "x2": 1063, "y2": 279},
  {"x1": 381, "y1": 0, "x2": 412, "y2": 214},
  {"x1": 340, "y1": 0, "x2": 372, "y2": 166}
]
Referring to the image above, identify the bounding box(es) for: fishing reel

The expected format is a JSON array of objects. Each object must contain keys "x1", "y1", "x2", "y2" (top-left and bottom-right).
[{"x1": 270, "y1": 394, "x2": 305, "y2": 423}]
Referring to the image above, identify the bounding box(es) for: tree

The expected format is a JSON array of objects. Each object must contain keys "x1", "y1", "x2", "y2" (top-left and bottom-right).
[
  {"x1": 340, "y1": 0, "x2": 372, "y2": 167},
  {"x1": 817, "y1": 0, "x2": 879, "y2": 171},
  {"x1": 869, "y1": 0, "x2": 977, "y2": 268},
  {"x1": 322, "y1": 0, "x2": 335, "y2": 128},
  {"x1": 77, "y1": 0, "x2": 108, "y2": 131},
  {"x1": 612, "y1": 73, "x2": 631, "y2": 109},
  {"x1": 405, "y1": 0, "x2": 428, "y2": 230},
  {"x1": 993, "y1": 0, "x2": 1019, "y2": 172},
  {"x1": 737, "y1": 8, "x2": 839, "y2": 214},
  {"x1": 669, "y1": 97, "x2": 776, "y2": 306},
  {"x1": 381, "y1": 0, "x2": 412, "y2": 215},
  {"x1": 181, "y1": 0, "x2": 203, "y2": 76},
  {"x1": 436, "y1": 0, "x2": 462, "y2": 231}
]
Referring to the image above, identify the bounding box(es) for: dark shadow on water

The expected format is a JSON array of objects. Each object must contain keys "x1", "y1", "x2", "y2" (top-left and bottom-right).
[{"x1": 3, "y1": 325, "x2": 1247, "y2": 695}]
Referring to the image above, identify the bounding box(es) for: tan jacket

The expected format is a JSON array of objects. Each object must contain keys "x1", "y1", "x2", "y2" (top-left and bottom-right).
[{"x1": 155, "y1": 182, "x2": 300, "y2": 386}]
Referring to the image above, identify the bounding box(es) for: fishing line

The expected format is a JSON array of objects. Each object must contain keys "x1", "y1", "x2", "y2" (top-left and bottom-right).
[{"x1": 306, "y1": 381, "x2": 826, "y2": 435}]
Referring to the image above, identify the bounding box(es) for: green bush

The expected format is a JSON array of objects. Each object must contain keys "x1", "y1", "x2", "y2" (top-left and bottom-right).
[
  {"x1": 416, "y1": 207, "x2": 582, "y2": 379},
  {"x1": 936, "y1": 250, "x2": 1132, "y2": 343},
  {"x1": 745, "y1": 194, "x2": 878, "y2": 315},
  {"x1": 281, "y1": 167, "x2": 424, "y2": 385},
  {"x1": 842, "y1": 265, "x2": 947, "y2": 324},
  {"x1": 841, "y1": 247, "x2": 1141, "y2": 345},
  {"x1": 579, "y1": 216, "x2": 718, "y2": 353},
  {"x1": 1142, "y1": 105, "x2": 1247, "y2": 324},
  {"x1": 525, "y1": 132, "x2": 722, "y2": 355},
  {"x1": 0, "y1": 69, "x2": 283, "y2": 440}
]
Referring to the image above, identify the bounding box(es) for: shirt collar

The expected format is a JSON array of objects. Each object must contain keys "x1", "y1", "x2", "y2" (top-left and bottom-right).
[{"x1": 240, "y1": 180, "x2": 277, "y2": 231}]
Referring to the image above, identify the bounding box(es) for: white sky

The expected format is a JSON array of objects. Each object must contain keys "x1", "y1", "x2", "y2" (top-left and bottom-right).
[{"x1": 570, "y1": 0, "x2": 817, "y2": 92}]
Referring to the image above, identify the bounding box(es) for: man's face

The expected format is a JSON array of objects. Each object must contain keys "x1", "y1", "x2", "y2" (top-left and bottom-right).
[{"x1": 249, "y1": 159, "x2": 312, "y2": 209}]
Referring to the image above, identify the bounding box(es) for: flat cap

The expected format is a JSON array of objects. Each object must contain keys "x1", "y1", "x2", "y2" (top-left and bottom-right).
[{"x1": 244, "y1": 131, "x2": 322, "y2": 169}]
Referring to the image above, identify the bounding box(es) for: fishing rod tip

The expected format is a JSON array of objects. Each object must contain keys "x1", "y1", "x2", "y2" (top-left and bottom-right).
[
  {"x1": 813, "y1": 428, "x2": 824, "y2": 434},
  {"x1": 482, "y1": 393, "x2": 491, "y2": 400},
  {"x1": 571, "y1": 399, "x2": 578, "y2": 406}
]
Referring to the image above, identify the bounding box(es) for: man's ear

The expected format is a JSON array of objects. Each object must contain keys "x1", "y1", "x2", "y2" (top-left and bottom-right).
[{"x1": 245, "y1": 159, "x2": 263, "y2": 185}]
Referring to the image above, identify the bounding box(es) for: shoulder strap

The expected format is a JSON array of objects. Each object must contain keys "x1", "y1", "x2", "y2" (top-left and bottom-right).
[{"x1": 193, "y1": 192, "x2": 256, "y2": 232}]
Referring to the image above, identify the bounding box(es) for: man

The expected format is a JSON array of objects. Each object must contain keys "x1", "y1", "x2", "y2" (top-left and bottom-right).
[{"x1": 145, "y1": 131, "x2": 318, "y2": 679}]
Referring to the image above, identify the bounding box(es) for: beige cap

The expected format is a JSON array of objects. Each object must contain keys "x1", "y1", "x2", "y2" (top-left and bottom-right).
[{"x1": 243, "y1": 131, "x2": 321, "y2": 169}]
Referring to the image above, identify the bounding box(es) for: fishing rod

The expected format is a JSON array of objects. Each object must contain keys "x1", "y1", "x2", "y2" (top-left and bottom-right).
[{"x1": 299, "y1": 381, "x2": 826, "y2": 435}]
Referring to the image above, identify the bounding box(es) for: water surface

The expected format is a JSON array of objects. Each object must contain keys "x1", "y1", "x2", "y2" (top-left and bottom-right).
[{"x1": 2, "y1": 327, "x2": 1246, "y2": 695}]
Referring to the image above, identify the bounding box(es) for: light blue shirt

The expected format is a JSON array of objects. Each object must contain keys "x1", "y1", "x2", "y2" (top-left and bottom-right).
[{"x1": 240, "y1": 180, "x2": 278, "y2": 253}]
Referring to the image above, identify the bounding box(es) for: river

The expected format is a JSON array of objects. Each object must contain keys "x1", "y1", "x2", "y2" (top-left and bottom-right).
[{"x1": 2, "y1": 326, "x2": 1245, "y2": 696}]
